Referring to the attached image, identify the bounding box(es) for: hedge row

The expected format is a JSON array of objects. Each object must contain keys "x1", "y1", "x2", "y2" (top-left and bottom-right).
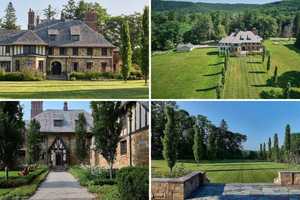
[
  {"x1": 69, "y1": 71, "x2": 143, "y2": 81},
  {"x1": 0, "y1": 69, "x2": 44, "y2": 81}
]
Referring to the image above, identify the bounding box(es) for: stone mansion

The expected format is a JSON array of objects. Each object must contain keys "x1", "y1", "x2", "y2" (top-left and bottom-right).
[
  {"x1": 27, "y1": 101, "x2": 149, "y2": 169},
  {"x1": 0, "y1": 9, "x2": 121, "y2": 79},
  {"x1": 218, "y1": 29, "x2": 263, "y2": 56}
]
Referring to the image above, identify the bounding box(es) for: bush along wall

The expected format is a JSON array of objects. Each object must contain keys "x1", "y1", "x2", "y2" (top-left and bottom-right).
[{"x1": 0, "y1": 69, "x2": 44, "y2": 81}]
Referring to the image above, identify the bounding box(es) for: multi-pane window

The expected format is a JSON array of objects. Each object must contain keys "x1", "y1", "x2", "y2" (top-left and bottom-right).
[
  {"x1": 72, "y1": 35, "x2": 80, "y2": 41},
  {"x1": 15, "y1": 60, "x2": 20, "y2": 71},
  {"x1": 101, "y1": 48, "x2": 108, "y2": 56},
  {"x1": 5, "y1": 46, "x2": 10, "y2": 54},
  {"x1": 120, "y1": 140, "x2": 127, "y2": 155},
  {"x1": 38, "y1": 61, "x2": 44, "y2": 72},
  {"x1": 87, "y1": 62, "x2": 92, "y2": 70},
  {"x1": 50, "y1": 35, "x2": 56, "y2": 41},
  {"x1": 24, "y1": 46, "x2": 36, "y2": 54},
  {"x1": 60, "y1": 47, "x2": 66, "y2": 56},
  {"x1": 54, "y1": 120, "x2": 63, "y2": 127},
  {"x1": 73, "y1": 62, "x2": 78, "y2": 71},
  {"x1": 48, "y1": 47, "x2": 53, "y2": 55},
  {"x1": 87, "y1": 48, "x2": 93, "y2": 56},
  {"x1": 101, "y1": 62, "x2": 107, "y2": 72},
  {"x1": 72, "y1": 48, "x2": 78, "y2": 56}
]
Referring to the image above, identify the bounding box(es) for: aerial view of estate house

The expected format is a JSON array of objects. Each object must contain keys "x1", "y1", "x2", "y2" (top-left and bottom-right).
[
  {"x1": 218, "y1": 29, "x2": 263, "y2": 56},
  {"x1": 26, "y1": 101, "x2": 149, "y2": 169},
  {"x1": 0, "y1": 9, "x2": 121, "y2": 79}
]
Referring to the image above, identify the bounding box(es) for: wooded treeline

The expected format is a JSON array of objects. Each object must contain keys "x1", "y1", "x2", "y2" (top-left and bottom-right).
[
  {"x1": 152, "y1": 0, "x2": 300, "y2": 51},
  {"x1": 152, "y1": 102, "x2": 247, "y2": 160}
]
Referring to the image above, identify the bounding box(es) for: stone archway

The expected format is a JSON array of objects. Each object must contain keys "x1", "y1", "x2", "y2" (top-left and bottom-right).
[
  {"x1": 51, "y1": 61, "x2": 62, "y2": 75},
  {"x1": 49, "y1": 137, "x2": 68, "y2": 168}
]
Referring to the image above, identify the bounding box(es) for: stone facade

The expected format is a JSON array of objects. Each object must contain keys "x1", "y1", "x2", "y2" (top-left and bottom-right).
[
  {"x1": 274, "y1": 171, "x2": 300, "y2": 186},
  {"x1": 151, "y1": 172, "x2": 208, "y2": 200}
]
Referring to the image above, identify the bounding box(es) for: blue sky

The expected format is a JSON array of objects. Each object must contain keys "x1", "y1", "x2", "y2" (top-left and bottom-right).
[
  {"x1": 0, "y1": 0, "x2": 148, "y2": 29},
  {"x1": 21, "y1": 101, "x2": 92, "y2": 120},
  {"x1": 173, "y1": 0, "x2": 280, "y2": 4},
  {"x1": 177, "y1": 101, "x2": 300, "y2": 151}
]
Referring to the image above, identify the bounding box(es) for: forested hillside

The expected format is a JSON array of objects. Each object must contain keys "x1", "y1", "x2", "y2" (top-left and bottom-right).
[{"x1": 152, "y1": 0, "x2": 300, "y2": 50}]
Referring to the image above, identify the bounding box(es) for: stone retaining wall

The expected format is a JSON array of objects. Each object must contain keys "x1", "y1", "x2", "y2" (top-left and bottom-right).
[
  {"x1": 274, "y1": 171, "x2": 300, "y2": 186},
  {"x1": 151, "y1": 172, "x2": 208, "y2": 200}
]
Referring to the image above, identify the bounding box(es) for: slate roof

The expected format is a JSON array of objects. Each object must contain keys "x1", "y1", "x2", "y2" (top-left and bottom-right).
[
  {"x1": 219, "y1": 31, "x2": 263, "y2": 44},
  {"x1": 32, "y1": 109, "x2": 93, "y2": 133},
  {"x1": 0, "y1": 19, "x2": 114, "y2": 47}
]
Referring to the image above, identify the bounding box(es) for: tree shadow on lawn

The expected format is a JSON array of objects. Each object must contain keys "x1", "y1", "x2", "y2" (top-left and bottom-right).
[
  {"x1": 248, "y1": 71, "x2": 266, "y2": 74},
  {"x1": 203, "y1": 71, "x2": 222, "y2": 76},
  {"x1": 251, "y1": 84, "x2": 269, "y2": 87},
  {"x1": 195, "y1": 86, "x2": 217, "y2": 92},
  {"x1": 208, "y1": 62, "x2": 224, "y2": 66},
  {"x1": 205, "y1": 168, "x2": 284, "y2": 172},
  {"x1": 284, "y1": 44, "x2": 300, "y2": 54},
  {"x1": 0, "y1": 88, "x2": 148, "y2": 99},
  {"x1": 206, "y1": 51, "x2": 219, "y2": 56}
]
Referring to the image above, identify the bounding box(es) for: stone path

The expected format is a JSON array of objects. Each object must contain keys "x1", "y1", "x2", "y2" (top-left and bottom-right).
[
  {"x1": 29, "y1": 171, "x2": 95, "y2": 200},
  {"x1": 187, "y1": 183, "x2": 300, "y2": 200}
]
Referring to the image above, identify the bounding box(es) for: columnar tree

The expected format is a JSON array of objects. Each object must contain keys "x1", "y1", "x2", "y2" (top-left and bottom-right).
[
  {"x1": 141, "y1": 7, "x2": 149, "y2": 84},
  {"x1": 296, "y1": 32, "x2": 300, "y2": 49},
  {"x1": 91, "y1": 101, "x2": 123, "y2": 179},
  {"x1": 273, "y1": 66, "x2": 278, "y2": 86},
  {"x1": 268, "y1": 137, "x2": 272, "y2": 160},
  {"x1": 267, "y1": 54, "x2": 271, "y2": 71},
  {"x1": 43, "y1": 5, "x2": 57, "y2": 20},
  {"x1": 216, "y1": 119, "x2": 228, "y2": 159},
  {"x1": 294, "y1": 12, "x2": 300, "y2": 37},
  {"x1": 193, "y1": 124, "x2": 205, "y2": 163},
  {"x1": 259, "y1": 144, "x2": 263, "y2": 159},
  {"x1": 284, "y1": 124, "x2": 291, "y2": 162},
  {"x1": 0, "y1": 102, "x2": 24, "y2": 169},
  {"x1": 120, "y1": 19, "x2": 132, "y2": 81},
  {"x1": 262, "y1": 46, "x2": 265, "y2": 62},
  {"x1": 208, "y1": 130, "x2": 217, "y2": 160},
  {"x1": 263, "y1": 142, "x2": 267, "y2": 160},
  {"x1": 75, "y1": 113, "x2": 87, "y2": 163},
  {"x1": 273, "y1": 133, "x2": 280, "y2": 162},
  {"x1": 2, "y1": 2, "x2": 18, "y2": 30},
  {"x1": 162, "y1": 106, "x2": 179, "y2": 175},
  {"x1": 26, "y1": 119, "x2": 41, "y2": 164}
]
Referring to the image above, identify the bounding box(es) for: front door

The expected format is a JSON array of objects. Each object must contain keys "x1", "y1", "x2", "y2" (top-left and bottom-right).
[
  {"x1": 51, "y1": 62, "x2": 62, "y2": 75},
  {"x1": 55, "y1": 151, "x2": 63, "y2": 166}
]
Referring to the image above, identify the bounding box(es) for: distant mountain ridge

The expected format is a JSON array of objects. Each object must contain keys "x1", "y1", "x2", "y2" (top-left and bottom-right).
[{"x1": 152, "y1": 0, "x2": 300, "y2": 12}]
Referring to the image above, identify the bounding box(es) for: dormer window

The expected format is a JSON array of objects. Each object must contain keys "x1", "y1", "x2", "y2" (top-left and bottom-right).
[
  {"x1": 72, "y1": 35, "x2": 80, "y2": 41},
  {"x1": 50, "y1": 35, "x2": 56, "y2": 41},
  {"x1": 70, "y1": 26, "x2": 81, "y2": 42},
  {"x1": 54, "y1": 120, "x2": 63, "y2": 127},
  {"x1": 48, "y1": 29, "x2": 58, "y2": 41}
]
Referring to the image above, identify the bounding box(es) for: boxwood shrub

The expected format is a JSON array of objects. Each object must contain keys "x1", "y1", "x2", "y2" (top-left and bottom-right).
[
  {"x1": 116, "y1": 167, "x2": 148, "y2": 200},
  {"x1": 0, "y1": 69, "x2": 44, "y2": 81}
]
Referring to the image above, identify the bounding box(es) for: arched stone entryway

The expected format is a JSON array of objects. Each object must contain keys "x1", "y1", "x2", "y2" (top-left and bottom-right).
[
  {"x1": 51, "y1": 61, "x2": 62, "y2": 75},
  {"x1": 48, "y1": 137, "x2": 68, "y2": 168}
]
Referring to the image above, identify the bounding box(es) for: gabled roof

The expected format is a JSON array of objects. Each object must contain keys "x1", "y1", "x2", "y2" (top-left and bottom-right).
[
  {"x1": 33, "y1": 109, "x2": 93, "y2": 133},
  {"x1": 0, "y1": 30, "x2": 47, "y2": 45},
  {"x1": 219, "y1": 31, "x2": 262, "y2": 44}
]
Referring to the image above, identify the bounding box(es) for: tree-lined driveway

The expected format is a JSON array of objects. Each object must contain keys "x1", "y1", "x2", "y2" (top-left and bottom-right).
[
  {"x1": 188, "y1": 183, "x2": 300, "y2": 200},
  {"x1": 30, "y1": 171, "x2": 95, "y2": 200}
]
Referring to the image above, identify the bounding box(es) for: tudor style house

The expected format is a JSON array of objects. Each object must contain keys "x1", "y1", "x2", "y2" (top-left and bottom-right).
[
  {"x1": 26, "y1": 101, "x2": 148, "y2": 169},
  {"x1": 0, "y1": 9, "x2": 121, "y2": 79},
  {"x1": 218, "y1": 29, "x2": 263, "y2": 56},
  {"x1": 90, "y1": 102, "x2": 149, "y2": 168}
]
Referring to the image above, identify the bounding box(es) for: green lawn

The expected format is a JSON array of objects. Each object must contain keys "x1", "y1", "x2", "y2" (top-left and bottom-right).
[
  {"x1": 0, "y1": 80, "x2": 148, "y2": 99},
  {"x1": 152, "y1": 40, "x2": 300, "y2": 99},
  {"x1": 152, "y1": 160, "x2": 300, "y2": 183}
]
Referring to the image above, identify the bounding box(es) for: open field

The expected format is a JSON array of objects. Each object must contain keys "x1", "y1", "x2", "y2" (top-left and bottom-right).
[
  {"x1": 0, "y1": 80, "x2": 148, "y2": 99},
  {"x1": 152, "y1": 160, "x2": 300, "y2": 183},
  {"x1": 152, "y1": 40, "x2": 300, "y2": 99}
]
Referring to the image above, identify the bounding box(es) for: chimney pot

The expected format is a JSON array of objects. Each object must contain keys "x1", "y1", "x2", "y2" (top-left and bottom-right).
[{"x1": 64, "y1": 102, "x2": 68, "y2": 111}]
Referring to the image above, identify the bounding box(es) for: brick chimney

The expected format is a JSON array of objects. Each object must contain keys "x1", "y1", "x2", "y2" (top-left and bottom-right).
[
  {"x1": 84, "y1": 9, "x2": 97, "y2": 31},
  {"x1": 28, "y1": 8, "x2": 35, "y2": 30},
  {"x1": 31, "y1": 101, "x2": 43, "y2": 118},
  {"x1": 63, "y1": 102, "x2": 68, "y2": 111}
]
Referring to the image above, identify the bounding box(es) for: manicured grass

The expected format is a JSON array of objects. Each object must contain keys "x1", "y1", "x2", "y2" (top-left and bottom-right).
[
  {"x1": 0, "y1": 80, "x2": 148, "y2": 99},
  {"x1": 152, "y1": 48, "x2": 223, "y2": 98},
  {"x1": 0, "y1": 171, "x2": 19, "y2": 178},
  {"x1": 152, "y1": 160, "x2": 300, "y2": 183},
  {"x1": 152, "y1": 40, "x2": 300, "y2": 99}
]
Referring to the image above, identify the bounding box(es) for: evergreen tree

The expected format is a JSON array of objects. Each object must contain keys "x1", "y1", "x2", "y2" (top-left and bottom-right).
[
  {"x1": 193, "y1": 124, "x2": 205, "y2": 163},
  {"x1": 43, "y1": 5, "x2": 57, "y2": 20},
  {"x1": 141, "y1": 7, "x2": 149, "y2": 84},
  {"x1": 267, "y1": 54, "x2": 271, "y2": 71},
  {"x1": 2, "y1": 2, "x2": 18, "y2": 30},
  {"x1": 296, "y1": 32, "x2": 300, "y2": 49},
  {"x1": 91, "y1": 101, "x2": 123, "y2": 179},
  {"x1": 294, "y1": 12, "x2": 300, "y2": 36},
  {"x1": 26, "y1": 119, "x2": 41, "y2": 164},
  {"x1": 259, "y1": 143, "x2": 263, "y2": 159},
  {"x1": 75, "y1": 113, "x2": 87, "y2": 163},
  {"x1": 284, "y1": 124, "x2": 291, "y2": 162},
  {"x1": 216, "y1": 119, "x2": 228, "y2": 159},
  {"x1": 262, "y1": 46, "x2": 265, "y2": 63},
  {"x1": 263, "y1": 142, "x2": 266, "y2": 160},
  {"x1": 162, "y1": 106, "x2": 179, "y2": 174},
  {"x1": 268, "y1": 137, "x2": 272, "y2": 160},
  {"x1": 273, "y1": 66, "x2": 278, "y2": 86},
  {"x1": 120, "y1": 19, "x2": 132, "y2": 81},
  {"x1": 273, "y1": 133, "x2": 280, "y2": 162},
  {"x1": 0, "y1": 102, "x2": 24, "y2": 169},
  {"x1": 208, "y1": 130, "x2": 217, "y2": 160},
  {"x1": 62, "y1": 0, "x2": 77, "y2": 19}
]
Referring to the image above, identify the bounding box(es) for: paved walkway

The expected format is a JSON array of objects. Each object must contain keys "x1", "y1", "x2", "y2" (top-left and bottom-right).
[
  {"x1": 187, "y1": 183, "x2": 300, "y2": 200},
  {"x1": 30, "y1": 171, "x2": 95, "y2": 200}
]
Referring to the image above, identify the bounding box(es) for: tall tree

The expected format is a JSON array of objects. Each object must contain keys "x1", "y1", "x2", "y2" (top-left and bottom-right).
[
  {"x1": 141, "y1": 7, "x2": 149, "y2": 84},
  {"x1": 216, "y1": 119, "x2": 227, "y2": 159},
  {"x1": 263, "y1": 142, "x2": 266, "y2": 160},
  {"x1": 162, "y1": 106, "x2": 178, "y2": 174},
  {"x1": 273, "y1": 133, "x2": 280, "y2": 162},
  {"x1": 2, "y1": 2, "x2": 18, "y2": 30},
  {"x1": 62, "y1": 0, "x2": 77, "y2": 19},
  {"x1": 208, "y1": 129, "x2": 217, "y2": 160},
  {"x1": 91, "y1": 101, "x2": 123, "y2": 179},
  {"x1": 284, "y1": 124, "x2": 291, "y2": 162},
  {"x1": 120, "y1": 19, "x2": 132, "y2": 81},
  {"x1": 26, "y1": 119, "x2": 41, "y2": 164},
  {"x1": 267, "y1": 54, "x2": 271, "y2": 71},
  {"x1": 193, "y1": 124, "x2": 205, "y2": 163},
  {"x1": 75, "y1": 113, "x2": 87, "y2": 163},
  {"x1": 296, "y1": 32, "x2": 300, "y2": 49},
  {"x1": 259, "y1": 143, "x2": 263, "y2": 159},
  {"x1": 43, "y1": 5, "x2": 57, "y2": 20},
  {"x1": 273, "y1": 66, "x2": 278, "y2": 86},
  {"x1": 268, "y1": 137, "x2": 272, "y2": 160},
  {"x1": 294, "y1": 12, "x2": 300, "y2": 36},
  {"x1": 0, "y1": 102, "x2": 24, "y2": 169}
]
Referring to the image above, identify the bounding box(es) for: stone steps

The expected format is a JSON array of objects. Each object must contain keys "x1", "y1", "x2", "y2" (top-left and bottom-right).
[{"x1": 47, "y1": 75, "x2": 67, "y2": 80}]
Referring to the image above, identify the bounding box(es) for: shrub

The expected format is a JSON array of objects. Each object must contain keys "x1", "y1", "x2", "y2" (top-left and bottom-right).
[
  {"x1": 116, "y1": 167, "x2": 148, "y2": 200},
  {"x1": 21, "y1": 68, "x2": 44, "y2": 81},
  {"x1": 69, "y1": 72, "x2": 116, "y2": 80},
  {"x1": 0, "y1": 69, "x2": 43, "y2": 81},
  {"x1": 88, "y1": 184, "x2": 120, "y2": 200}
]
